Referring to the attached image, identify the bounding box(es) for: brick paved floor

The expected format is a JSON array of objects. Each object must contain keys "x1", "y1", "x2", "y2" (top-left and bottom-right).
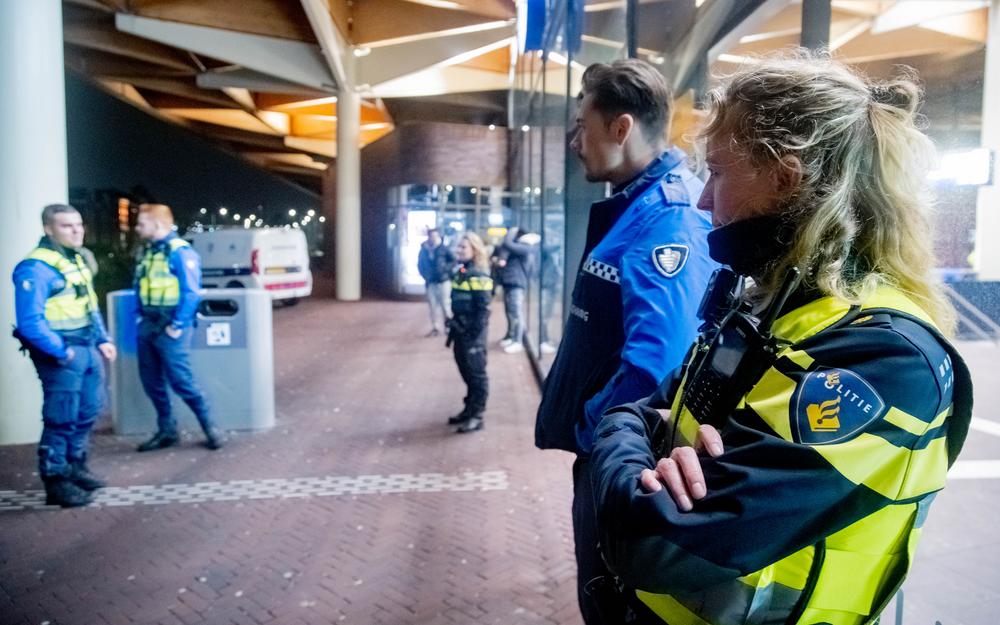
[
  {"x1": 0, "y1": 298, "x2": 579, "y2": 625},
  {"x1": 2, "y1": 298, "x2": 999, "y2": 625}
]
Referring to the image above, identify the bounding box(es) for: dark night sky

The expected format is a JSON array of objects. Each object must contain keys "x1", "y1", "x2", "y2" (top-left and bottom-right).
[{"x1": 65, "y1": 71, "x2": 320, "y2": 227}]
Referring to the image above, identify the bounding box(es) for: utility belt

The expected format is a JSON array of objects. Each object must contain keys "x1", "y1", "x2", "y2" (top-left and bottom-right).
[
  {"x1": 12, "y1": 325, "x2": 97, "y2": 364},
  {"x1": 140, "y1": 306, "x2": 177, "y2": 332}
]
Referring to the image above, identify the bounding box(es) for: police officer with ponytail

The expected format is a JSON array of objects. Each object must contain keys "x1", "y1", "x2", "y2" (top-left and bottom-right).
[
  {"x1": 133, "y1": 203, "x2": 222, "y2": 452},
  {"x1": 446, "y1": 232, "x2": 493, "y2": 434},
  {"x1": 13, "y1": 204, "x2": 117, "y2": 508},
  {"x1": 590, "y1": 52, "x2": 974, "y2": 625}
]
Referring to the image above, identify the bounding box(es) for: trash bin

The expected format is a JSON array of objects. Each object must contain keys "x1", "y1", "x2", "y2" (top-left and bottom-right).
[{"x1": 107, "y1": 288, "x2": 275, "y2": 436}]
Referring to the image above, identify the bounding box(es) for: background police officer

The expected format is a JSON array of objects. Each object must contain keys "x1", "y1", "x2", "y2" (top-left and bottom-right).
[
  {"x1": 12, "y1": 203, "x2": 118, "y2": 508},
  {"x1": 133, "y1": 203, "x2": 222, "y2": 452}
]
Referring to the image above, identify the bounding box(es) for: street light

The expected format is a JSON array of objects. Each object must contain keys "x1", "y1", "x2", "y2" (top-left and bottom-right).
[
  {"x1": 307, "y1": 209, "x2": 316, "y2": 217},
  {"x1": 219, "y1": 207, "x2": 228, "y2": 216},
  {"x1": 288, "y1": 209, "x2": 297, "y2": 217},
  {"x1": 319, "y1": 216, "x2": 327, "y2": 223}
]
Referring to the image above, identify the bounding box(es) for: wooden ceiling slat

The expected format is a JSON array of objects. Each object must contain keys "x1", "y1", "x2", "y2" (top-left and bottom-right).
[
  {"x1": 123, "y1": 77, "x2": 238, "y2": 107},
  {"x1": 125, "y1": 0, "x2": 317, "y2": 43},
  {"x1": 63, "y1": 22, "x2": 194, "y2": 70},
  {"x1": 458, "y1": 45, "x2": 511, "y2": 73},
  {"x1": 350, "y1": 0, "x2": 507, "y2": 46},
  {"x1": 64, "y1": 46, "x2": 198, "y2": 78}
]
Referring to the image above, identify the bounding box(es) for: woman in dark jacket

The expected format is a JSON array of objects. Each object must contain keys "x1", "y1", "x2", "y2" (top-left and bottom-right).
[{"x1": 446, "y1": 233, "x2": 493, "y2": 433}]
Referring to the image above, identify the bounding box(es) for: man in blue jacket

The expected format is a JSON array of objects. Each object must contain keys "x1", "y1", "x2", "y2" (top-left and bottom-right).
[
  {"x1": 12, "y1": 204, "x2": 118, "y2": 507},
  {"x1": 534, "y1": 59, "x2": 717, "y2": 624},
  {"x1": 133, "y1": 203, "x2": 222, "y2": 452}
]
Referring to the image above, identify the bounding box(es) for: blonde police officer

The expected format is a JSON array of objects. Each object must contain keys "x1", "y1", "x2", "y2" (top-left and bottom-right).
[
  {"x1": 589, "y1": 53, "x2": 973, "y2": 625},
  {"x1": 133, "y1": 203, "x2": 222, "y2": 452},
  {"x1": 13, "y1": 204, "x2": 118, "y2": 508}
]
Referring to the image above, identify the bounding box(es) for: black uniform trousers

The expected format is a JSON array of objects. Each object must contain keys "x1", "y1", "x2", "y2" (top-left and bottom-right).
[{"x1": 452, "y1": 328, "x2": 488, "y2": 416}]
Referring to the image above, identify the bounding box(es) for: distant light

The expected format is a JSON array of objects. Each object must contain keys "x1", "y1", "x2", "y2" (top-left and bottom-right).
[
  {"x1": 445, "y1": 184, "x2": 453, "y2": 192},
  {"x1": 248, "y1": 214, "x2": 256, "y2": 221},
  {"x1": 353, "y1": 46, "x2": 371, "y2": 57},
  {"x1": 521, "y1": 125, "x2": 530, "y2": 132},
  {"x1": 256, "y1": 219, "x2": 264, "y2": 227},
  {"x1": 647, "y1": 54, "x2": 665, "y2": 66},
  {"x1": 307, "y1": 209, "x2": 316, "y2": 217},
  {"x1": 292, "y1": 222, "x2": 300, "y2": 229},
  {"x1": 523, "y1": 186, "x2": 531, "y2": 193},
  {"x1": 219, "y1": 207, "x2": 228, "y2": 216},
  {"x1": 930, "y1": 148, "x2": 993, "y2": 186},
  {"x1": 449, "y1": 221, "x2": 465, "y2": 232},
  {"x1": 470, "y1": 188, "x2": 478, "y2": 194},
  {"x1": 533, "y1": 187, "x2": 542, "y2": 195},
  {"x1": 488, "y1": 213, "x2": 504, "y2": 226},
  {"x1": 199, "y1": 208, "x2": 207, "y2": 215},
  {"x1": 234, "y1": 213, "x2": 241, "y2": 221},
  {"x1": 288, "y1": 209, "x2": 297, "y2": 217},
  {"x1": 319, "y1": 216, "x2": 326, "y2": 223},
  {"x1": 488, "y1": 124, "x2": 497, "y2": 131}
]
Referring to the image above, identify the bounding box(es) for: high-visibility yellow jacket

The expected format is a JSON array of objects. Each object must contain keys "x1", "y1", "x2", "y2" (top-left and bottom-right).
[
  {"x1": 137, "y1": 237, "x2": 190, "y2": 308},
  {"x1": 24, "y1": 246, "x2": 99, "y2": 332},
  {"x1": 591, "y1": 287, "x2": 972, "y2": 625}
]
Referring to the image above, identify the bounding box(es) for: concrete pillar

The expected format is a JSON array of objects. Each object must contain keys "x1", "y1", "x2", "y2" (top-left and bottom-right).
[
  {"x1": 335, "y1": 86, "x2": 362, "y2": 301},
  {"x1": 800, "y1": 0, "x2": 832, "y2": 51},
  {"x1": 976, "y1": 0, "x2": 1000, "y2": 280},
  {"x1": 0, "y1": 0, "x2": 68, "y2": 445}
]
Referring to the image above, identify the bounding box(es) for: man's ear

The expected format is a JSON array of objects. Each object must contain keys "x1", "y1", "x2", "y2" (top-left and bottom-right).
[
  {"x1": 613, "y1": 113, "x2": 635, "y2": 146},
  {"x1": 43, "y1": 224, "x2": 54, "y2": 237},
  {"x1": 771, "y1": 154, "x2": 803, "y2": 194}
]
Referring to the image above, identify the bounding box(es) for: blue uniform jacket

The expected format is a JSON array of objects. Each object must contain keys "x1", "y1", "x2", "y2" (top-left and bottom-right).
[
  {"x1": 135, "y1": 233, "x2": 202, "y2": 329},
  {"x1": 536, "y1": 147, "x2": 718, "y2": 456},
  {"x1": 13, "y1": 238, "x2": 110, "y2": 360}
]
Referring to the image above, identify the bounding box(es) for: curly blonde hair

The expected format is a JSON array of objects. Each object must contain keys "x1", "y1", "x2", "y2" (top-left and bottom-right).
[{"x1": 700, "y1": 50, "x2": 954, "y2": 332}]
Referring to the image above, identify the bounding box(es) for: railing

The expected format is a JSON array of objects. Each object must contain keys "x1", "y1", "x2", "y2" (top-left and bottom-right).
[{"x1": 943, "y1": 283, "x2": 1000, "y2": 344}]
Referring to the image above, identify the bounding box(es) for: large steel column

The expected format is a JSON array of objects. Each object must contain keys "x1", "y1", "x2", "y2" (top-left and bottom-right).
[
  {"x1": 976, "y1": 0, "x2": 1000, "y2": 280},
  {"x1": 800, "y1": 0, "x2": 832, "y2": 50},
  {"x1": 0, "y1": 0, "x2": 67, "y2": 444},
  {"x1": 335, "y1": 87, "x2": 362, "y2": 301}
]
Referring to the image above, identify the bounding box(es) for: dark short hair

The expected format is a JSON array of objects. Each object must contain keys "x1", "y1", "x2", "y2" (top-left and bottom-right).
[
  {"x1": 41, "y1": 204, "x2": 79, "y2": 226},
  {"x1": 427, "y1": 228, "x2": 440, "y2": 236},
  {"x1": 580, "y1": 59, "x2": 672, "y2": 144}
]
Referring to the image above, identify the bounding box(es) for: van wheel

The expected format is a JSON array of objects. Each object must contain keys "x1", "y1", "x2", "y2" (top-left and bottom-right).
[{"x1": 225, "y1": 281, "x2": 245, "y2": 289}]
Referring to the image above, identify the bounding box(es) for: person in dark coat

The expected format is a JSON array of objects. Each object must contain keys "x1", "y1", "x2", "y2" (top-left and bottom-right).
[
  {"x1": 417, "y1": 228, "x2": 456, "y2": 337},
  {"x1": 493, "y1": 227, "x2": 537, "y2": 353}
]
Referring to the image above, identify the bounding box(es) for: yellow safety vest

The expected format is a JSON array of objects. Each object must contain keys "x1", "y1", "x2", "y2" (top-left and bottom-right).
[
  {"x1": 24, "y1": 246, "x2": 98, "y2": 332},
  {"x1": 138, "y1": 238, "x2": 189, "y2": 307},
  {"x1": 640, "y1": 287, "x2": 962, "y2": 625}
]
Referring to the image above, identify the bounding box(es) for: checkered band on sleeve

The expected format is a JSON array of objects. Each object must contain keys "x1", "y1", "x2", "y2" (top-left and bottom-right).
[{"x1": 582, "y1": 257, "x2": 621, "y2": 285}]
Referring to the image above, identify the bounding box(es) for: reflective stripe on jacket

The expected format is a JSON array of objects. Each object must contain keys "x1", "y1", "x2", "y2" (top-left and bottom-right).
[
  {"x1": 138, "y1": 237, "x2": 190, "y2": 307},
  {"x1": 592, "y1": 287, "x2": 972, "y2": 625},
  {"x1": 24, "y1": 246, "x2": 98, "y2": 331}
]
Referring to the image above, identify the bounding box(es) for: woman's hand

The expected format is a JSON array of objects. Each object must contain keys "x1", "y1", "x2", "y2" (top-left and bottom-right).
[{"x1": 639, "y1": 424, "x2": 724, "y2": 511}]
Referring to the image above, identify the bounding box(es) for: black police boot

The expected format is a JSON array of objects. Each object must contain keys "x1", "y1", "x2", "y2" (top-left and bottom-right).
[
  {"x1": 43, "y1": 476, "x2": 93, "y2": 508},
  {"x1": 203, "y1": 428, "x2": 225, "y2": 451},
  {"x1": 136, "y1": 431, "x2": 180, "y2": 452},
  {"x1": 447, "y1": 409, "x2": 471, "y2": 425},
  {"x1": 455, "y1": 415, "x2": 484, "y2": 434},
  {"x1": 69, "y1": 458, "x2": 106, "y2": 491}
]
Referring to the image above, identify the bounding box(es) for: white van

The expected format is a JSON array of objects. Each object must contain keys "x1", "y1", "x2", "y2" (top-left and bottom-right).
[{"x1": 191, "y1": 228, "x2": 313, "y2": 303}]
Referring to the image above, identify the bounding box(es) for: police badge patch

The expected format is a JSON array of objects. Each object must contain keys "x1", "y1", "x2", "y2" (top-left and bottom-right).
[
  {"x1": 792, "y1": 368, "x2": 886, "y2": 445},
  {"x1": 651, "y1": 244, "x2": 689, "y2": 278}
]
